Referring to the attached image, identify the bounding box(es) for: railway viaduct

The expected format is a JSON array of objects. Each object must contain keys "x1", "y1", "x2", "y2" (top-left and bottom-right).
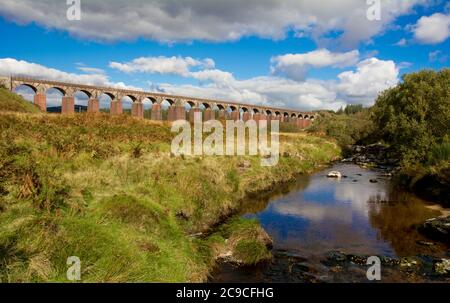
[{"x1": 0, "y1": 76, "x2": 316, "y2": 127}]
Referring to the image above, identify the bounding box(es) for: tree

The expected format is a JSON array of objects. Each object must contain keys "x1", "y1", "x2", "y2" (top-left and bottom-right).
[{"x1": 371, "y1": 69, "x2": 450, "y2": 164}]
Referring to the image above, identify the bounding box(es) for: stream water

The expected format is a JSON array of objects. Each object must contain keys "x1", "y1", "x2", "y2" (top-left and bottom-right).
[{"x1": 210, "y1": 163, "x2": 450, "y2": 283}]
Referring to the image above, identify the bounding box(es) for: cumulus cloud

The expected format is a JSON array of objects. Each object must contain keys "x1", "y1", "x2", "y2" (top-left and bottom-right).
[
  {"x1": 109, "y1": 56, "x2": 215, "y2": 76},
  {"x1": 337, "y1": 58, "x2": 399, "y2": 104},
  {"x1": 1, "y1": 55, "x2": 400, "y2": 111},
  {"x1": 156, "y1": 76, "x2": 344, "y2": 111},
  {"x1": 0, "y1": 0, "x2": 427, "y2": 46},
  {"x1": 0, "y1": 58, "x2": 139, "y2": 90},
  {"x1": 413, "y1": 13, "x2": 450, "y2": 44},
  {"x1": 271, "y1": 49, "x2": 360, "y2": 81}
]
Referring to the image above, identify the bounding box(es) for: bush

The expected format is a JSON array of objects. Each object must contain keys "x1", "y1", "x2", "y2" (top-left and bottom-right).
[
  {"x1": 308, "y1": 110, "x2": 374, "y2": 150},
  {"x1": 371, "y1": 69, "x2": 450, "y2": 165}
]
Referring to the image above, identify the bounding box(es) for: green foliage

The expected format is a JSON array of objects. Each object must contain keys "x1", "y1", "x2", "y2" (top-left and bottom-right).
[
  {"x1": 371, "y1": 69, "x2": 450, "y2": 165},
  {"x1": 0, "y1": 109, "x2": 340, "y2": 282},
  {"x1": 428, "y1": 137, "x2": 450, "y2": 165},
  {"x1": 308, "y1": 110, "x2": 374, "y2": 149},
  {"x1": 233, "y1": 240, "x2": 271, "y2": 265},
  {"x1": 336, "y1": 104, "x2": 364, "y2": 115}
]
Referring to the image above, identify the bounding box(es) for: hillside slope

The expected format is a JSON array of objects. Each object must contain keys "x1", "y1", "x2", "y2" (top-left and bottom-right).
[
  {"x1": 0, "y1": 110, "x2": 340, "y2": 282},
  {"x1": 0, "y1": 88, "x2": 41, "y2": 113}
]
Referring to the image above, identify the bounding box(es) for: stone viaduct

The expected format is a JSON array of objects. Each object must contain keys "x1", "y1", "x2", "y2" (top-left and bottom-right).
[{"x1": 0, "y1": 76, "x2": 316, "y2": 127}]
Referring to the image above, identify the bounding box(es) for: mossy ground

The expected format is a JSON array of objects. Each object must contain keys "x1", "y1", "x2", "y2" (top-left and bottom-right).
[{"x1": 0, "y1": 91, "x2": 340, "y2": 282}]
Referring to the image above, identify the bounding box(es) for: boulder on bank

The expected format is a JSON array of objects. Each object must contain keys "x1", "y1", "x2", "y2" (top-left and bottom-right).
[{"x1": 420, "y1": 216, "x2": 450, "y2": 243}]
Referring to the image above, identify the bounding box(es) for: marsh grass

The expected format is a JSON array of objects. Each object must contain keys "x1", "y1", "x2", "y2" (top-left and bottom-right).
[{"x1": 0, "y1": 90, "x2": 340, "y2": 282}]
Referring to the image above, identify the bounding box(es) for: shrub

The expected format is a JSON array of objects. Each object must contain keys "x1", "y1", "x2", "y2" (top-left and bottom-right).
[{"x1": 371, "y1": 69, "x2": 450, "y2": 165}]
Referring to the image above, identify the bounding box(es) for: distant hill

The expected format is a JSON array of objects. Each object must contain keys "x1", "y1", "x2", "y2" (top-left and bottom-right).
[
  {"x1": 0, "y1": 87, "x2": 41, "y2": 113},
  {"x1": 47, "y1": 105, "x2": 88, "y2": 113}
]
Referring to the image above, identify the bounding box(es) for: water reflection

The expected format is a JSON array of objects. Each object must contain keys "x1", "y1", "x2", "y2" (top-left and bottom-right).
[{"x1": 242, "y1": 164, "x2": 447, "y2": 257}]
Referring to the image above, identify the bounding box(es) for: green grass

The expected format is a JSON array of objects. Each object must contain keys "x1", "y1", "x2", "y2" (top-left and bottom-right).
[
  {"x1": 0, "y1": 88, "x2": 41, "y2": 113},
  {"x1": 233, "y1": 240, "x2": 271, "y2": 265},
  {"x1": 0, "y1": 89, "x2": 341, "y2": 282}
]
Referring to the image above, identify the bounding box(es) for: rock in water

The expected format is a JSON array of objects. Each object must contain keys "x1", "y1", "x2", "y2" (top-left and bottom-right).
[
  {"x1": 327, "y1": 171, "x2": 342, "y2": 178},
  {"x1": 434, "y1": 259, "x2": 450, "y2": 275},
  {"x1": 420, "y1": 216, "x2": 450, "y2": 243}
]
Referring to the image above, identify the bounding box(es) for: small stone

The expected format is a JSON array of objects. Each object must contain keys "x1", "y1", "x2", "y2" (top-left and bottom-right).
[
  {"x1": 369, "y1": 179, "x2": 378, "y2": 183},
  {"x1": 327, "y1": 171, "x2": 342, "y2": 178},
  {"x1": 416, "y1": 240, "x2": 435, "y2": 246},
  {"x1": 434, "y1": 259, "x2": 450, "y2": 275},
  {"x1": 237, "y1": 160, "x2": 252, "y2": 171}
]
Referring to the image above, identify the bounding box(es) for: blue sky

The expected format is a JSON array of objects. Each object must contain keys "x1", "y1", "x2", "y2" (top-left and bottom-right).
[{"x1": 0, "y1": 0, "x2": 448, "y2": 110}]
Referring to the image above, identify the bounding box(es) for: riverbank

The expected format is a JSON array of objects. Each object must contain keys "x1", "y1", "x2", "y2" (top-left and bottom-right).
[
  {"x1": 210, "y1": 163, "x2": 450, "y2": 283},
  {"x1": 341, "y1": 143, "x2": 450, "y2": 207},
  {"x1": 0, "y1": 106, "x2": 340, "y2": 282}
]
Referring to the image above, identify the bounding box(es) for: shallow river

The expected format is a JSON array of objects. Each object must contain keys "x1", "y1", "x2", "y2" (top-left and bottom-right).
[{"x1": 210, "y1": 163, "x2": 450, "y2": 282}]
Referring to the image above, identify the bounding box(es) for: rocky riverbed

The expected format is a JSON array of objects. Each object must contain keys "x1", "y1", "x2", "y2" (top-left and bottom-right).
[{"x1": 210, "y1": 163, "x2": 450, "y2": 283}]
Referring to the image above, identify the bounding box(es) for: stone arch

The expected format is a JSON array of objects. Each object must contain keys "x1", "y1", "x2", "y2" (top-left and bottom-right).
[
  {"x1": 145, "y1": 96, "x2": 158, "y2": 104},
  {"x1": 212, "y1": 104, "x2": 225, "y2": 119},
  {"x1": 241, "y1": 107, "x2": 251, "y2": 121},
  {"x1": 45, "y1": 87, "x2": 65, "y2": 113},
  {"x1": 298, "y1": 114, "x2": 304, "y2": 119},
  {"x1": 202, "y1": 102, "x2": 212, "y2": 109},
  {"x1": 73, "y1": 90, "x2": 91, "y2": 112},
  {"x1": 13, "y1": 83, "x2": 37, "y2": 94},
  {"x1": 291, "y1": 113, "x2": 297, "y2": 118},
  {"x1": 164, "y1": 98, "x2": 175, "y2": 106},
  {"x1": 252, "y1": 108, "x2": 260, "y2": 114},
  {"x1": 13, "y1": 83, "x2": 37, "y2": 103},
  {"x1": 142, "y1": 97, "x2": 157, "y2": 119},
  {"x1": 124, "y1": 94, "x2": 137, "y2": 102},
  {"x1": 46, "y1": 86, "x2": 66, "y2": 96},
  {"x1": 101, "y1": 92, "x2": 116, "y2": 101},
  {"x1": 99, "y1": 92, "x2": 115, "y2": 113},
  {"x1": 228, "y1": 105, "x2": 238, "y2": 112},
  {"x1": 160, "y1": 99, "x2": 172, "y2": 111},
  {"x1": 228, "y1": 105, "x2": 239, "y2": 120},
  {"x1": 266, "y1": 109, "x2": 272, "y2": 116},
  {"x1": 186, "y1": 100, "x2": 196, "y2": 110},
  {"x1": 120, "y1": 96, "x2": 134, "y2": 115}
]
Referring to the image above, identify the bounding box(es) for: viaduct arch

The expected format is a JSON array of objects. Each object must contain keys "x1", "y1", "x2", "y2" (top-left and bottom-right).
[{"x1": 1, "y1": 76, "x2": 316, "y2": 128}]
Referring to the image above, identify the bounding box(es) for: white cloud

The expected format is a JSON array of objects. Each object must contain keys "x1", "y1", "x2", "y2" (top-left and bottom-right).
[
  {"x1": 413, "y1": 13, "x2": 450, "y2": 44},
  {"x1": 394, "y1": 38, "x2": 407, "y2": 46},
  {"x1": 271, "y1": 49, "x2": 360, "y2": 81},
  {"x1": 190, "y1": 69, "x2": 234, "y2": 83},
  {"x1": 0, "y1": 58, "x2": 139, "y2": 90},
  {"x1": 2, "y1": 55, "x2": 400, "y2": 111},
  {"x1": 0, "y1": 0, "x2": 428, "y2": 46},
  {"x1": 337, "y1": 58, "x2": 399, "y2": 105},
  {"x1": 429, "y1": 50, "x2": 449, "y2": 63},
  {"x1": 77, "y1": 66, "x2": 106, "y2": 74},
  {"x1": 109, "y1": 56, "x2": 215, "y2": 76}
]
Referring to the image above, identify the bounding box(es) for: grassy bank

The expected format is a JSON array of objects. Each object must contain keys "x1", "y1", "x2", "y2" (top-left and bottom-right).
[{"x1": 0, "y1": 91, "x2": 340, "y2": 282}]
